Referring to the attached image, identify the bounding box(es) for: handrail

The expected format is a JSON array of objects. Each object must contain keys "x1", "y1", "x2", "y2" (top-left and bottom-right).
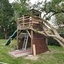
[
  {"x1": 17, "y1": 16, "x2": 42, "y2": 28},
  {"x1": 20, "y1": 22, "x2": 39, "y2": 24},
  {"x1": 17, "y1": 16, "x2": 42, "y2": 22}
]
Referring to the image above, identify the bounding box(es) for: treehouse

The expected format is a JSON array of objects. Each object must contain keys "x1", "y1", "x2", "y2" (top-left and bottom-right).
[{"x1": 16, "y1": 9, "x2": 48, "y2": 55}]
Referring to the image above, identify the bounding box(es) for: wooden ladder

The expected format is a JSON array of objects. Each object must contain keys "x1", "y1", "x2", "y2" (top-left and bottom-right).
[{"x1": 22, "y1": 33, "x2": 28, "y2": 50}]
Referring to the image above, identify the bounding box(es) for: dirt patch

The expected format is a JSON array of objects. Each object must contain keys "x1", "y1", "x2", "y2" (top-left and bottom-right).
[{"x1": 24, "y1": 55, "x2": 39, "y2": 60}]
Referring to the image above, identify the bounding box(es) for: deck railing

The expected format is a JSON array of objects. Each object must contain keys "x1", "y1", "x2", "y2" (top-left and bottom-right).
[{"x1": 17, "y1": 15, "x2": 41, "y2": 29}]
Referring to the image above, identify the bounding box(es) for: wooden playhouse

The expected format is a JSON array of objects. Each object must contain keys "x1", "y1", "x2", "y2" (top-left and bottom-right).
[{"x1": 16, "y1": 9, "x2": 48, "y2": 55}]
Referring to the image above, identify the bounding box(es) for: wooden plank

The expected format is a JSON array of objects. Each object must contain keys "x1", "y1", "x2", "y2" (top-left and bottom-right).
[{"x1": 32, "y1": 44, "x2": 36, "y2": 56}]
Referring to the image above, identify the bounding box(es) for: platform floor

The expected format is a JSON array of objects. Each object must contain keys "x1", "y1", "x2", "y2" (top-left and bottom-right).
[{"x1": 9, "y1": 48, "x2": 31, "y2": 57}]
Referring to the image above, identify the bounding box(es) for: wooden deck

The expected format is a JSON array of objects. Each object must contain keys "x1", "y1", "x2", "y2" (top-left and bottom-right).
[{"x1": 17, "y1": 16, "x2": 42, "y2": 30}]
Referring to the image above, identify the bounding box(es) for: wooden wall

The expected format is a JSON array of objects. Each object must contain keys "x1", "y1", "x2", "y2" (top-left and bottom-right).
[{"x1": 32, "y1": 32, "x2": 48, "y2": 54}]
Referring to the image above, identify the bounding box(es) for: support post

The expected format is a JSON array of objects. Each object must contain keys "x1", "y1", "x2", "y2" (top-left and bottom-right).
[
  {"x1": 31, "y1": 30, "x2": 33, "y2": 54},
  {"x1": 17, "y1": 29, "x2": 19, "y2": 49},
  {"x1": 23, "y1": 15, "x2": 24, "y2": 27},
  {"x1": 26, "y1": 30, "x2": 31, "y2": 38}
]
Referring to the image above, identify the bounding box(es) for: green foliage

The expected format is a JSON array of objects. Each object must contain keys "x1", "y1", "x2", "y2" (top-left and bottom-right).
[
  {"x1": 56, "y1": 13, "x2": 64, "y2": 24},
  {"x1": 12, "y1": 0, "x2": 30, "y2": 18},
  {"x1": 0, "y1": 0, "x2": 16, "y2": 38},
  {"x1": 0, "y1": 0, "x2": 14, "y2": 27},
  {"x1": 32, "y1": 0, "x2": 64, "y2": 33},
  {"x1": 45, "y1": 0, "x2": 64, "y2": 13}
]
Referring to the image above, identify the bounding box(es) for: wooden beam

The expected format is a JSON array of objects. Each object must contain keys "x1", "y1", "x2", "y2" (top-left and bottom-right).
[
  {"x1": 17, "y1": 29, "x2": 19, "y2": 49},
  {"x1": 31, "y1": 30, "x2": 33, "y2": 54},
  {"x1": 30, "y1": 27, "x2": 46, "y2": 36},
  {"x1": 26, "y1": 30, "x2": 32, "y2": 38}
]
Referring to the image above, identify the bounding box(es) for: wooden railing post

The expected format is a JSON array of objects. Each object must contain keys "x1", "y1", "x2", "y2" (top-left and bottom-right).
[
  {"x1": 30, "y1": 17, "x2": 33, "y2": 27},
  {"x1": 23, "y1": 15, "x2": 24, "y2": 27},
  {"x1": 29, "y1": 17, "x2": 31, "y2": 27}
]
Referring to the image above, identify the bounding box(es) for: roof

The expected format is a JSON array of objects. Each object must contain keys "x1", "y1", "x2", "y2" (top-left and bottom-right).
[
  {"x1": 29, "y1": 9, "x2": 41, "y2": 17},
  {"x1": 30, "y1": 9, "x2": 41, "y2": 14}
]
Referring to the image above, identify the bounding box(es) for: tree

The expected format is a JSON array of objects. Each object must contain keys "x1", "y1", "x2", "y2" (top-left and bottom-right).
[
  {"x1": 56, "y1": 13, "x2": 64, "y2": 33},
  {"x1": 30, "y1": 0, "x2": 64, "y2": 47},
  {"x1": 12, "y1": 0, "x2": 30, "y2": 19},
  {"x1": 0, "y1": 0, "x2": 14, "y2": 38}
]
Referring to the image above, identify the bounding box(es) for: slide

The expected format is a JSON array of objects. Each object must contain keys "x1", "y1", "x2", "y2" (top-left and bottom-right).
[{"x1": 5, "y1": 30, "x2": 17, "y2": 45}]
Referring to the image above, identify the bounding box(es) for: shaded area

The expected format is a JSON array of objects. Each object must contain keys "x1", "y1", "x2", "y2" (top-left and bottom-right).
[{"x1": 48, "y1": 34, "x2": 64, "y2": 46}]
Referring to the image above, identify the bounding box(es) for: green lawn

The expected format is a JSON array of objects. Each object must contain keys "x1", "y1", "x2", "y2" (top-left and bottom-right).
[{"x1": 0, "y1": 39, "x2": 64, "y2": 64}]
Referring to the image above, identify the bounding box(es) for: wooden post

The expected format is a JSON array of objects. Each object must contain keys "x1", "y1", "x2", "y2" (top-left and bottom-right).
[
  {"x1": 23, "y1": 15, "x2": 24, "y2": 27},
  {"x1": 32, "y1": 44, "x2": 36, "y2": 56},
  {"x1": 29, "y1": 17, "x2": 32, "y2": 27},
  {"x1": 31, "y1": 30, "x2": 33, "y2": 54},
  {"x1": 17, "y1": 29, "x2": 19, "y2": 49}
]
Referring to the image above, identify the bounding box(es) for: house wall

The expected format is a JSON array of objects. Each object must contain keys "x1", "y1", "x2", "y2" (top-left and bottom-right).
[{"x1": 32, "y1": 32, "x2": 48, "y2": 54}]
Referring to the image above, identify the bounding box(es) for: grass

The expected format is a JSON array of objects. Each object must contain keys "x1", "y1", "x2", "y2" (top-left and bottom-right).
[{"x1": 0, "y1": 39, "x2": 64, "y2": 64}]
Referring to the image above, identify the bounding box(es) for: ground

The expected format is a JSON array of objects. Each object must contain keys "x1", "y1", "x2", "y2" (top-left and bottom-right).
[{"x1": 0, "y1": 39, "x2": 64, "y2": 64}]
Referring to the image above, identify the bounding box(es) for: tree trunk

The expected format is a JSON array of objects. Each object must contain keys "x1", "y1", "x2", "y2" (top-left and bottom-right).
[
  {"x1": 5, "y1": 33, "x2": 8, "y2": 39},
  {"x1": 42, "y1": 18, "x2": 64, "y2": 47}
]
